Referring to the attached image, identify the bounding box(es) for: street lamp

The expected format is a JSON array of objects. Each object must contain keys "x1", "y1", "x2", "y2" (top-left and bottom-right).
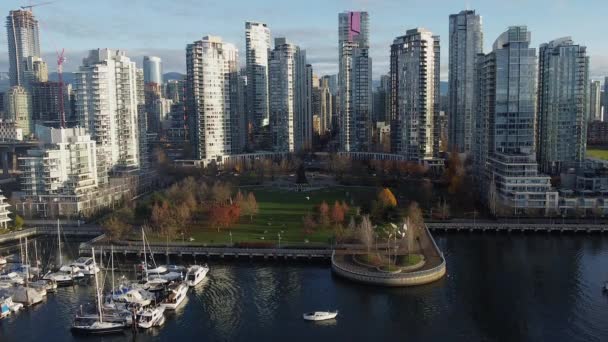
[
  {"x1": 229, "y1": 231, "x2": 233, "y2": 245},
  {"x1": 278, "y1": 233, "x2": 281, "y2": 248}
]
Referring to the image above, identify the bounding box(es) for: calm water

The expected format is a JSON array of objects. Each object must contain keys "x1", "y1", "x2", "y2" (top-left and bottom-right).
[{"x1": 1, "y1": 233, "x2": 608, "y2": 342}]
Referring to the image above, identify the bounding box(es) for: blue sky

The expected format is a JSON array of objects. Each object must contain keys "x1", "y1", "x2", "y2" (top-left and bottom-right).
[{"x1": 2, "y1": 0, "x2": 607, "y2": 81}]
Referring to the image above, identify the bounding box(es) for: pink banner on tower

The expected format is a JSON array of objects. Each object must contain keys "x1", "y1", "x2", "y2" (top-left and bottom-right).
[{"x1": 349, "y1": 12, "x2": 361, "y2": 41}]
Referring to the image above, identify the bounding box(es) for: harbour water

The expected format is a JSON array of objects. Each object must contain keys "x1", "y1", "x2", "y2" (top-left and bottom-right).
[{"x1": 1, "y1": 233, "x2": 608, "y2": 341}]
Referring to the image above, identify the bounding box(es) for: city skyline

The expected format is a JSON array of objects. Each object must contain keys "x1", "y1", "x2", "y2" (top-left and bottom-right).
[{"x1": 1, "y1": 0, "x2": 608, "y2": 80}]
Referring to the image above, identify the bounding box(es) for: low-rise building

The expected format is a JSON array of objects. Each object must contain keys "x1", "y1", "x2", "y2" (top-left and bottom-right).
[
  {"x1": 0, "y1": 190, "x2": 11, "y2": 229},
  {"x1": 0, "y1": 120, "x2": 23, "y2": 141}
]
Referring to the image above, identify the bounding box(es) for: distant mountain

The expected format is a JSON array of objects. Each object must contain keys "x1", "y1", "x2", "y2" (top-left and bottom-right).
[
  {"x1": 49, "y1": 72, "x2": 76, "y2": 84},
  {"x1": 0, "y1": 72, "x2": 10, "y2": 92},
  {"x1": 164, "y1": 72, "x2": 185, "y2": 81}
]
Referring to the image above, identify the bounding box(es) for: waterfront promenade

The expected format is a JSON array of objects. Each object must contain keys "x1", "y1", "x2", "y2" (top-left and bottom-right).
[{"x1": 427, "y1": 222, "x2": 608, "y2": 233}]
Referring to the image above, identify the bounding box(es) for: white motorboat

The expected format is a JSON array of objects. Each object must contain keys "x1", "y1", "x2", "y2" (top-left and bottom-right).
[
  {"x1": 146, "y1": 266, "x2": 182, "y2": 282},
  {"x1": 0, "y1": 257, "x2": 6, "y2": 266},
  {"x1": 137, "y1": 306, "x2": 165, "y2": 329},
  {"x1": 70, "y1": 257, "x2": 101, "y2": 276},
  {"x1": 302, "y1": 311, "x2": 338, "y2": 321},
  {"x1": 160, "y1": 282, "x2": 188, "y2": 310},
  {"x1": 109, "y1": 287, "x2": 154, "y2": 307},
  {"x1": 185, "y1": 264, "x2": 209, "y2": 287},
  {"x1": 43, "y1": 266, "x2": 84, "y2": 286},
  {"x1": 0, "y1": 272, "x2": 24, "y2": 286}
]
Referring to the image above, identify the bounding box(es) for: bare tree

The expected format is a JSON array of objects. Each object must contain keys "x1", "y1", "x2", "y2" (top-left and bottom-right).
[{"x1": 359, "y1": 215, "x2": 374, "y2": 253}]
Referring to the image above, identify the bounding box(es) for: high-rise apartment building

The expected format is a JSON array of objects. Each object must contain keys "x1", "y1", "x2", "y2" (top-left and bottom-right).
[
  {"x1": 604, "y1": 77, "x2": 608, "y2": 120},
  {"x1": 448, "y1": 10, "x2": 483, "y2": 154},
  {"x1": 590, "y1": 80, "x2": 602, "y2": 121},
  {"x1": 143, "y1": 56, "x2": 163, "y2": 85},
  {"x1": 320, "y1": 75, "x2": 334, "y2": 134},
  {"x1": 22, "y1": 56, "x2": 48, "y2": 89},
  {"x1": 389, "y1": 28, "x2": 440, "y2": 160},
  {"x1": 74, "y1": 49, "x2": 140, "y2": 176},
  {"x1": 6, "y1": 9, "x2": 41, "y2": 87},
  {"x1": 31, "y1": 81, "x2": 72, "y2": 128},
  {"x1": 165, "y1": 79, "x2": 185, "y2": 103},
  {"x1": 186, "y1": 36, "x2": 238, "y2": 164},
  {"x1": 537, "y1": 37, "x2": 589, "y2": 173},
  {"x1": 268, "y1": 38, "x2": 312, "y2": 152},
  {"x1": 245, "y1": 22, "x2": 271, "y2": 130},
  {"x1": 475, "y1": 26, "x2": 557, "y2": 215},
  {"x1": 338, "y1": 11, "x2": 372, "y2": 152},
  {"x1": 3, "y1": 85, "x2": 32, "y2": 136}
]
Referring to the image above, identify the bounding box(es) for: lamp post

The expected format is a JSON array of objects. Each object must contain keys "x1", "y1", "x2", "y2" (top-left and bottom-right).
[
  {"x1": 278, "y1": 233, "x2": 281, "y2": 248},
  {"x1": 229, "y1": 231, "x2": 233, "y2": 245}
]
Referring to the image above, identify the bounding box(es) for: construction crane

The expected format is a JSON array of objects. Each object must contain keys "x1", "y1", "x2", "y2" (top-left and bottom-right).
[
  {"x1": 20, "y1": 2, "x2": 54, "y2": 11},
  {"x1": 57, "y1": 49, "x2": 66, "y2": 128}
]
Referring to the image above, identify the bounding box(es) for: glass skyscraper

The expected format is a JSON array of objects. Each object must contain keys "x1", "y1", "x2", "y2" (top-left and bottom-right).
[
  {"x1": 537, "y1": 37, "x2": 589, "y2": 173},
  {"x1": 448, "y1": 10, "x2": 482, "y2": 154},
  {"x1": 338, "y1": 11, "x2": 371, "y2": 152}
]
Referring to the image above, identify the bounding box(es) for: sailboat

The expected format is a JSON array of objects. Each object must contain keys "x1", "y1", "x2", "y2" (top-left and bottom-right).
[
  {"x1": 139, "y1": 227, "x2": 179, "y2": 289},
  {"x1": 71, "y1": 247, "x2": 126, "y2": 335},
  {"x1": 43, "y1": 220, "x2": 84, "y2": 286},
  {"x1": 1, "y1": 238, "x2": 44, "y2": 306}
]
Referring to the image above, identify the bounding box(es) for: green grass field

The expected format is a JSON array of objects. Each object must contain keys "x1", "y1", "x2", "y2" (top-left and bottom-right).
[
  {"x1": 184, "y1": 186, "x2": 378, "y2": 246},
  {"x1": 587, "y1": 149, "x2": 608, "y2": 161}
]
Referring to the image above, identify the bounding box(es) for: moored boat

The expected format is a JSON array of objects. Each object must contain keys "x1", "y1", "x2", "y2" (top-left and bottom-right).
[
  {"x1": 0, "y1": 272, "x2": 24, "y2": 286},
  {"x1": 185, "y1": 264, "x2": 209, "y2": 287},
  {"x1": 71, "y1": 318, "x2": 126, "y2": 335},
  {"x1": 70, "y1": 257, "x2": 101, "y2": 276},
  {"x1": 136, "y1": 306, "x2": 165, "y2": 329},
  {"x1": 160, "y1": 282, "x2": 188, "y2": 310}
]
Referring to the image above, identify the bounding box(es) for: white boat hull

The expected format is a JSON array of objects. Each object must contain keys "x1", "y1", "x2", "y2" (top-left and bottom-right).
[{"x1": 303, "y1": 311, "x2": 338, "y2": 321}]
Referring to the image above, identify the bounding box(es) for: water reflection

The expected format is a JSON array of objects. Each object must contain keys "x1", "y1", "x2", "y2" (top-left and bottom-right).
[{"x1": 0, "y1": 235, "x2": 607, "y2": 341}]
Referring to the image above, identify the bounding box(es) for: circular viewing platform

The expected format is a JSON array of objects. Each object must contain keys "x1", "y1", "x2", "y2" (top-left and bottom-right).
[{"x1": 331, "y1": 225, "x2": 446, "y2": 287}]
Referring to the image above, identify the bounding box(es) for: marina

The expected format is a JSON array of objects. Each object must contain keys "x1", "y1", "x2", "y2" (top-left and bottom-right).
[{"x1": 0, "y1": 234, "x2": 608, "y2": 341}]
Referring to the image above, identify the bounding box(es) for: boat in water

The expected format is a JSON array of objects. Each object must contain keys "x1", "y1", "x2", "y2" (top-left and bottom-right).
[
  {"x1": 43, "y1": 266, "x2": 84, "y2": 286},
  {"x1": 0, "y1": 272, "x2": 25, "y2": 286},
  {"x1": 30, "y1": 279, "x2": 57, "y2": 293},
  {"x1": 0, "y1": 296, "x2": 23, "y2": 318},
  {"x1": 0, "y1": 286, "x2": 44, "y2": 306},
  {"x1": 71, "y1": 317, "x2": 126, "y2": 335},
  {"x1": 145, "y1": 266, "x2": 182, "y2": 282},
  {"x1": 302, "y1": 311, "x2": 338, "y2": 321},
  {"x1": 185, "y1": 264, "x2": 209, "y2": 287},
  {"x1": 71, "y1": 248, "x2": 126, "y2": 335},
  {"x1": 109, "y1": 286, "x2": 154, "y2": 307},
  {"x1": 70, "y1": 257, "x2": 101, "y2": 276},
  {"x1": 160, "y1": 282, "x2": 188, "y2": 310},
  {"x1": 136, "y1": 306, "x2": 165, "y2": 329}
]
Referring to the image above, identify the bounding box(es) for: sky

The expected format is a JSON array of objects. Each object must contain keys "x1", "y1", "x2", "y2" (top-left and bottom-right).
[{"x1": 1, "y1": 0, "x2": 608, "y2": 81}]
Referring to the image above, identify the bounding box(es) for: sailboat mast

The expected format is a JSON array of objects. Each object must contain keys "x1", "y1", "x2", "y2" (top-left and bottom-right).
[
  {"x1": 142, "y1": 227, "x2": 148, "y2": 282},
  {"x1": 57, "y1": 219, "x2": 62, "y2": 266},
  {"x1": 24, "y1": 237, "x2": 29, "y2": 286},
  {"x1": 111, "y1": 245, "x2": 115, "y2": 300},
  {"x1": 92, "y1": 248, "x2": 103, "y2": 322},
  {"x1": 34, "y1": 240, "x2": 39, "y2": 273}
]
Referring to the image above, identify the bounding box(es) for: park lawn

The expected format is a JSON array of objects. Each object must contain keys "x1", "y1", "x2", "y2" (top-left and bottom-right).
[
  {"x1": 185, "y1": 186, "x2": 378, "y2": 246},
  {"x1": 587, "y1": 149, "x2": 608, "y2": 161}
]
